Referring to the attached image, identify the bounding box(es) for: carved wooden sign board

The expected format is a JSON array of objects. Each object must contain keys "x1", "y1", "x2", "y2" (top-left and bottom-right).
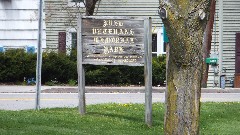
[
  {"x1": 81, "y1": 16, "x2": 145, "y2": 66},
  {"x1": 77, "y1": 16, "x2": 152, "y2": 126}
]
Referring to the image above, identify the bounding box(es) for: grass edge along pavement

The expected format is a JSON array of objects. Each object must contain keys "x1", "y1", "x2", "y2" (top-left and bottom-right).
[{"x1": 0, "y1": 102, "x2": 240, "y2": 135}]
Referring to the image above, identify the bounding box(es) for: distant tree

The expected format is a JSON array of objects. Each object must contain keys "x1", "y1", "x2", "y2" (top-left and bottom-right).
[
  {"x1": 202, "y1": 0, "x2": 216, "y2": 88},
  {"x1": 85, "y1": 0, "x2": 99, "y2": 16},
  {"x1": 160, "y1": 0, "x2": 211, "y2": 134},
  {"x1": 45, "y1": 0, "x2": 100, "y2": 25}
]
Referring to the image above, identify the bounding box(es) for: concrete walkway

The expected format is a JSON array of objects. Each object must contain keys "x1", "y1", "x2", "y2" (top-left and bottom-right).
[{"x1": 1, "y1": 85, "x2": 240, "y2": 93}]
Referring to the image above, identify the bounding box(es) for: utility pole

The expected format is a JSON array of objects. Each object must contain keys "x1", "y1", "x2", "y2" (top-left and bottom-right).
[
  {"x1": 36, "y1": 0, "x2": 43, "y2": 110},
  {"x1": 219, "y1": 0, "x2": 223, "y2": 88}
]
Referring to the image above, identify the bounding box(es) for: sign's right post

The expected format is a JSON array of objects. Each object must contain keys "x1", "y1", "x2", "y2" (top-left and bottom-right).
[{"x1": 144, "y1": 17, "x2": 152, "y2": 127}]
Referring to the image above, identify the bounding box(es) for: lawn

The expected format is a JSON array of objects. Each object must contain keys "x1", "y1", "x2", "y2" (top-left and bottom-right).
[{"x1": 0, "y1": 102, "x2": 239, "y2": 135}]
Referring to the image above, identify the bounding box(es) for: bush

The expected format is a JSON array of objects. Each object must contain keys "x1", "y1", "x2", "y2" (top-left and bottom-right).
[
  {"x1": 85, "y1": 65, "x2": 109, "y2": 85},
  {"x1": 0, "y1": 50, "x2": 166, "y2": 86},
  {"x1": 152, "y1": 55, "x2": 166, "y2": 86},
  {"x1": 84, "y1": 55, "x2": 166, "y2": 86},
  {"x1": 0, "y1": 49, "x2": 36, "y2": 83},
  {"x1": 42, "y1": 52, "x2": 77, "y2": 84}
]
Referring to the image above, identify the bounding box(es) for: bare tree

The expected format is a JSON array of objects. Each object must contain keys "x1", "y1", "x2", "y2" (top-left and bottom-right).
[
  {"x1": 160, "y1": 0, "x2": 211, "y2": 134},
  {"x1": 85, "y1": 0, "x2": 99, "y2": 16}
]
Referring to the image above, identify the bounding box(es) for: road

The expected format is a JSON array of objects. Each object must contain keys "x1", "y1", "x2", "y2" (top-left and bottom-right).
[{"x1": 1, "y1": 93, "x2": 240, "y2": 110}]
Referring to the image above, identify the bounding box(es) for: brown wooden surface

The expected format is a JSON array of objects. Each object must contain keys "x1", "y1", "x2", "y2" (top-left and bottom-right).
[
  {"x1": 81, "y1": 17, "x2": 145, "y2": 66},
  {"x1": 78, "y1": 16, "x2": 152, "y2": 126},
  {"x1": 82, "y1": 19, "x2": 144, "y2": 28},
  {"x1": 82, "y1": 36, "x2": 144, "y2": 45},
  {"x1": 82, "y1": 28, "x2": 144, "y2": 36},
  {"x1": 83, "y1": 45, "x2": 143, "y2": 54}
]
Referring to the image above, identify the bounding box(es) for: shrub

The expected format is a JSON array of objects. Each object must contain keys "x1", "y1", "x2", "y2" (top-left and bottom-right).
[
  {"x1": 152, "y1": 55, "x2": 166, "y2": 86},
  {"x1": 85, "y1": 65, "x2": 109, "y2": 85},
  {"x1": 0, "y1": 49, "x2": 166, "y2": 86},
  {"x1": 0, "y1": 49, "x2": 36, "y2": 83},
  {"x1": 85, "y1": 55, "x2": 166, "y2": 86},
  {"x1": 42, "y1": 52, "x2": 77, "y2": 84}
]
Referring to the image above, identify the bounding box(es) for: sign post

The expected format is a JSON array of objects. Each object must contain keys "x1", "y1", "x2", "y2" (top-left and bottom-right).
[
  {"x1": 77, "y1": 16, "x2": 152, "y2": 126},
  {"x1": 77, "y1": 15, "x2": 86, "y2": 114},
  {"x1": 144, "y1": 17, "x2": 152, "y2": 126},
  {"x1": 35, "y1": 0, "x2": 43, "y2": 111}
]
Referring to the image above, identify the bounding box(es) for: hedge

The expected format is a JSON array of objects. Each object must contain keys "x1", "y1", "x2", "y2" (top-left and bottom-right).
[
  {"x1": 0, "y1": 49, "x2": 166, "y2": 86},
  {"x1": 0, "y1": 49, "x2": 36, "y2": 83}
]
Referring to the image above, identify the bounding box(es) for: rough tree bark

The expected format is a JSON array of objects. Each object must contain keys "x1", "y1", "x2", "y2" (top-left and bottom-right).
[
  {"x1": 160, "y1": 0, "x2": 211, "y2": 134},
  {"x1": 85, "y1": 0, "x2": 99, "y2": 16}
]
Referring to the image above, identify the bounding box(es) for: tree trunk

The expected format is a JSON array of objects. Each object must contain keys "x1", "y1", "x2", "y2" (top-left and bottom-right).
[
  {"x1": 202, "y1": 0, "x2": 216, "y2": 88},
  {"x1": 160, "y1": 0, "x2": 210, "y2": 134},
  {"x1": 85, "y1": 0, "x2": 99, "y2": 16}
]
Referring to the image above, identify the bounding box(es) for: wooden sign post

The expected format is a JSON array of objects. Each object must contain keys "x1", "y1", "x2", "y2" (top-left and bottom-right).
[{"x1": 77, "y1": 16, "x2": 152, "y2": 126}]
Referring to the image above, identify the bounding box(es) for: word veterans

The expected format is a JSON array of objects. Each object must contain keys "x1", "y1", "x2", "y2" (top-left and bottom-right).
[{"x1": 92, "y1": 28, "x2": 134, "y2": 36}]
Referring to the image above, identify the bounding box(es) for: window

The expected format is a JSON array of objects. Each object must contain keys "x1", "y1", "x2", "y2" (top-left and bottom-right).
[
  {"x1": 152, "y1": 34, "x2": 157, "y2": 57},
  {"x1": 68, "y1": 0, "x2": 85, "y2": 7},
  {"x1": 71, "y1": 32, "x2": 77, "y2": 49},
  {"x1": 66, "y1": 28, "x2": 77, "y2": 54}
]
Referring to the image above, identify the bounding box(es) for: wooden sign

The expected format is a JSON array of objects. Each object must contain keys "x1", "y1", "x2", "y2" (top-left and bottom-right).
[
  {"x1": 81, "y1": 16, "x2": 145, "y2": 66},
  {"x1": 77, "y1": 16, "x2": 152, "y2": 126}
]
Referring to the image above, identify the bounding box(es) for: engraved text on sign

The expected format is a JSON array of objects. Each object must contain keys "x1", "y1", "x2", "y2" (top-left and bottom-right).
[{"x1": 82, "y1": 18, "x2": 144, "y2": 66}]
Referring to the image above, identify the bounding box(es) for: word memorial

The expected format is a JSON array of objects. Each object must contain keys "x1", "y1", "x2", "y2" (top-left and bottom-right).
[{"x1": 81, "y1": 17, "x2": 145, "y2": 66}]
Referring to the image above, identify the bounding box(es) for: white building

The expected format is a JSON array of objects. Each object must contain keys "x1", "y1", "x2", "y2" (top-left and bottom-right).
[
  {"x1": 1, "y1": 0, "x2": 239, "y2": 88},
  {"x1": 0, "y1": 0, "x2": 46, "y2": 50}
]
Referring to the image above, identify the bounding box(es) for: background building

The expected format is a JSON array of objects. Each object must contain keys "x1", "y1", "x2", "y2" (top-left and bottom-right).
[
  {"x1": 44, "y1": 0, "x2": 164, "y2": 55},
  {"x1": 207, "y1": 0, "x2": 240, "y2": 88},
  {"x1": 0, "y1": 0, "x2": 46, "y2": 50},
  {"x1": 44, "y1": 0, "x2": 240, "y2": 88},
  {"x1": 1, "y1": 0, "x2": 239, "y2": 88}
]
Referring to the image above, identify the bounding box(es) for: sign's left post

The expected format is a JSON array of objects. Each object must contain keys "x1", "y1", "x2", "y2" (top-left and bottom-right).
[
  {"x1": 77, "y1": 15, "x2": 86, "y2": 114},
  {"x1": 36, "y1": 0, "x2": 43, "y2": 110}
]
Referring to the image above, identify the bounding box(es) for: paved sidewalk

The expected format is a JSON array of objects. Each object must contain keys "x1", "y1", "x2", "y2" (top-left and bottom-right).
[
  {"x1": 1, "y1": 85, "x2": 240, "y2": 93},
  {"x1": 0, "y1": 85, "x2": 164, "y2": 93},
  {"x1": 0, "y1": 86, "x2": 67, "y2": 93}
]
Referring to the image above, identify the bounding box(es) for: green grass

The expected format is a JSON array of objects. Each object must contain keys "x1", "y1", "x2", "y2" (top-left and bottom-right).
[
  {"x1": 0, "y1": 102, "x2": 239, "y2": 135},
  {"x1": 200, "y1": 102, "x2": 240, "y2": 134}
]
